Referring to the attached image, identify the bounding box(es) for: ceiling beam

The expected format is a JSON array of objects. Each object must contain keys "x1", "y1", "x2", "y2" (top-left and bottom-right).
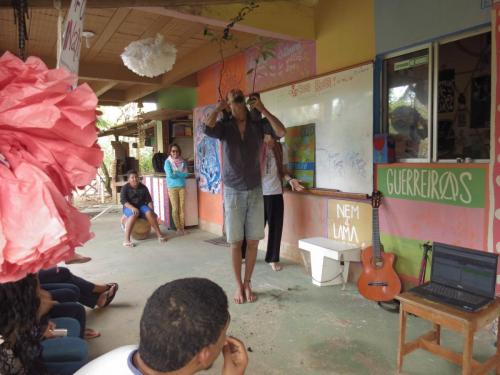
[
  {"x1": 99, "y1": 100, "x2": 126, "y2": 107},
  {"x1": 86, "y1": 81, "x2": 119, "y2": 96},
  {"x1": 39, "y1": 56, "x2": 161, "y2": 85},
  {"x1": 99, "y1": 89, "x2": 127, "y2": 102},
  {"x1": 138, "y1": 6, "x2": 310, "y2": 41},
  {"x1": 124, "y1": 34, "x2": 257, "y2": 102},
  {"x1": 174, "y1": 74, "x2": 198, "y2": 87},
  {"x1": 0, "y1": 0, "x2": 284, "y2": 7},
  {"x1": 79, "y1": 63, "x2": 161, "y2": 85},
  {"x1": 81, "y1": 8, "x2": 131, "y2": 62}
]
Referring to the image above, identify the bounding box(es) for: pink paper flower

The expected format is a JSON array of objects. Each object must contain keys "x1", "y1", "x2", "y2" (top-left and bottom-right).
[{"x1": 0, "y1": 52, "x2": 103, "y2": 282}]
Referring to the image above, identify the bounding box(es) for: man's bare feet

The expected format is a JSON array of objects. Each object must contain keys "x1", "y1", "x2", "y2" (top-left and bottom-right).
[
  {"x1": 270, "y1": 262, "x2": 282, "y2": 271},
  {"x1": 234, "y1": 285, "x2": 245, "y2": 304},
  {"x1": 243, "y1": 280, "x2": 257, "y2": 303},
  {"x1": 65, "y1": 253, "x2": 92, "y2": 264}
]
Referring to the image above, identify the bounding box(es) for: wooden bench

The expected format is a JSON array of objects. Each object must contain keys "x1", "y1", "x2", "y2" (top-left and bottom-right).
[
  {"x1": 396, "y1": 292, "x2": 500, "y2": 375},
  {"x1": 298, "y1": 237, "x2": 361, "y2": 289}
]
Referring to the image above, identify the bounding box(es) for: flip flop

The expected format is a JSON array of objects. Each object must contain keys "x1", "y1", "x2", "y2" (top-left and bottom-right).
[
  {"x1": 101, "y1": 283, "x2": 118, "y2": 308},
  {"x1": 123, "y1": 241, "x2": 135, "y2": 248},
  {"x1": 84, "y1": 328, "x2": 100, "y2": 340},
  {"x1": 158, "y1": 236, "x2": 168, "y2": 243}
]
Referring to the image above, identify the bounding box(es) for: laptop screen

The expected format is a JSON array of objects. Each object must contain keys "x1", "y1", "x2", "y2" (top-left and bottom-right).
[{"x1": 431, "y1": 242, "x2": 498, "y2": 298}]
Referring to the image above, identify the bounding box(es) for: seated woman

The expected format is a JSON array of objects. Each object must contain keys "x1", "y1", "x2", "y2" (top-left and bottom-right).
[
  {"x1": 0, "y1": 276, "x2": 89, "y2": 375},
  {"x1": 39, "y1": 267, "x2": 118, "y2": 309},
  {"x1": 0, "y1": 275, "x2": 47, "y2": 375},
  {"x1": 120, "y1": 170, "x2": 168, "y2": 247},
  {"x1": 39, "y1": 286, "x2": 100, "y2": 340},
  {"x1": 41, "y1": 317, "x2": 88, "y2": 375}
]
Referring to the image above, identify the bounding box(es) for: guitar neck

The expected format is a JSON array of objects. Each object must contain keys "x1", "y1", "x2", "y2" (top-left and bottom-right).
[{"x1": 372, "y1": 206, "x2": 381, "y2": 259}]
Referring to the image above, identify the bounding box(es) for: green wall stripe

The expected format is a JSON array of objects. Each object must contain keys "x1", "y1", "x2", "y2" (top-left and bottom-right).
[
  {"x1": 377, "y1": 165, "x2": 486, "y2": 208},
  {"x1": 379, "y1": 233, "x2": 431, "y2": 280}
]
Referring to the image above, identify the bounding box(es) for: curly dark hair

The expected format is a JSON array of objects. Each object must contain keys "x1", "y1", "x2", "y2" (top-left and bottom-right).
[
  {"x1": 138, "y1": 278, "x2": 229, "y2": 372},
  {"x1": 0, "y1": 275, "x2": 47, "y2": 375}
]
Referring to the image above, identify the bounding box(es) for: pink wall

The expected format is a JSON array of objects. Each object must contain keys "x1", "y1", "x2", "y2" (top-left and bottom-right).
[{"x1": 281, "y1": 191, "x2": 329, "y2": 246}]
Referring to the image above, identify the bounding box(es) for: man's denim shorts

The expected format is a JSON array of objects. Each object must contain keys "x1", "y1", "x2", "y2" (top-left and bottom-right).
[{"x1": 223, "y1": 185, "x2": 264, "y2": 244}]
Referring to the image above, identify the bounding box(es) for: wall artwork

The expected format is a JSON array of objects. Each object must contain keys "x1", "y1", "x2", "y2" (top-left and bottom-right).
[
  {"x1": 328, "y1": 199, "x2": 372, "y2": 246},
  {"x1": 246, "y1": 40, "x2": 316, "y2": 93},
  {"x1": 284, "y1": 123, "x2": 315, "y2": 188},
  {"x1": 193, "y1": 105, "x2": 222, "y2": 194}
]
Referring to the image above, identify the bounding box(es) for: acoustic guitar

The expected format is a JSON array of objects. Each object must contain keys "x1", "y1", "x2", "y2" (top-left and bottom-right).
[{"x1": 357, "y1": 191, "x2": 401, "y2": 302}]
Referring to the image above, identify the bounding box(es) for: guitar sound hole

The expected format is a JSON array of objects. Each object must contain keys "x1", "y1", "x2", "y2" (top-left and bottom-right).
[{"x1": 371, "y1": 257, "x2": 384, "y2": 268}]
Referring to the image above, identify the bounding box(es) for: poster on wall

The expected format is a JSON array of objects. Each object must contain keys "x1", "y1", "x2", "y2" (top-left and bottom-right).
[
  {"x1": 58, "y1": 0, "x2": 86, "y2": 79},
  {"x1": 284, "y1": 123, "x2": 315, "y2": 188},
  {"x1": 377, "y1": 165, "x2": 486, "y2": 208},
  {"x1": 193, "y1": 105, "x2": 222, "y2": 194},
  {"x1": 328, "y1": 199, "x2": 372, "y2": 246}
]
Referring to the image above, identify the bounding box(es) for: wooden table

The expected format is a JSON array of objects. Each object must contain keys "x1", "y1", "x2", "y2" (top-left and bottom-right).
[{"x1": 396, "y1": 292, "x2": 500, "y2": 375}]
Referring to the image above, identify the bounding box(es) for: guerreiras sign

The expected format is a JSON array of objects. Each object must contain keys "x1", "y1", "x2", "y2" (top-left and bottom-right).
[{"x1": 377, "y1": 165, "x2": 486, "y2": 208}]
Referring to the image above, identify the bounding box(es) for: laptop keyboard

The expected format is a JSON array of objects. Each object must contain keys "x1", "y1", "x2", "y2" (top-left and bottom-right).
[{"x1": 421, "y1": 284, "x2": 485, "y2": 305}]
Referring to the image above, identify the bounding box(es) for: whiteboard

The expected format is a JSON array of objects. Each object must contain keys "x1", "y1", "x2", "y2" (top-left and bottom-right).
[{"x1": 261, "y1": 63, "x2": 373, "y2": 194}]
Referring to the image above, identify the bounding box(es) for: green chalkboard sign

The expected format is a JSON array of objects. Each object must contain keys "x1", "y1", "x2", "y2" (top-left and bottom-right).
[{"x1": 377, "y1": 165, "x2": 486, "y2": 208}]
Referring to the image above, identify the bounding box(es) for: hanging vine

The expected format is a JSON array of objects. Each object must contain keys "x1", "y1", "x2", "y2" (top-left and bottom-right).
[
  {"x1": 246, "y1": 37, "x2": 276, "y2": 94},
  {"x1": 203, "y1": 1, "x2": 259, "y2": 99}
]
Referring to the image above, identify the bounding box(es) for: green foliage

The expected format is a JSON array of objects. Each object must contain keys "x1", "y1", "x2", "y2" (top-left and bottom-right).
[
  {"x1": 202, "y1": 1, "x2": 260, "y2": 98},
  {"x1": 139, "y1": 148, "x2": 154, "y2": 174},
  {"x1": 96, "y1": 117, "x2": 113, "y2": 130},
  {"x1": 247, "y1": 37, "x2": 277, "y2": 92}
]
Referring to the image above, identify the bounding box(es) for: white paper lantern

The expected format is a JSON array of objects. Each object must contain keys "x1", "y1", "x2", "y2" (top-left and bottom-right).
[{"x1": 121, "y1": 34, "x2": 177, "y2": 78}]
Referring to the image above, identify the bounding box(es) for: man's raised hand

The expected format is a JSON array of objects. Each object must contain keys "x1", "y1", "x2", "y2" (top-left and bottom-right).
[{"x1": 222, "y1": 336, "x2": 248, "y2": 375}]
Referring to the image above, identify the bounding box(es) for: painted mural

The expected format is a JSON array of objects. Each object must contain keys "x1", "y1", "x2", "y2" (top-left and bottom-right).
[
  {"x1": 245, "y1": 40, "x2": 316, "y2": 93},
  {"x1": 194, "y1": 105, "x2": 222, "y2": 194},
  {"x1": 377, "y1": 163, "x2": 489, "y2": 284},
  {"x1": 284, "y1": 123, "x2": 315, "y2": 188}
]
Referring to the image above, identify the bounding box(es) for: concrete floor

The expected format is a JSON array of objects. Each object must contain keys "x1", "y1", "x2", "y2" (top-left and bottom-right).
[{"x1": 68, "y1": 210, "x2": 498, "y2": 375}]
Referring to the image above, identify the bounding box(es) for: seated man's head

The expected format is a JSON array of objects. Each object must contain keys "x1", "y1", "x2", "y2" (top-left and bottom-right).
[
  {"x1": 227, "y1": 89, "x2": 247, "y2": 119},
  {"x1": 127, "y1": 170, "x2": 139, "y2": 188},
  {"x1": 138, "y1": 278, "x2": 230, "y2": 373}
]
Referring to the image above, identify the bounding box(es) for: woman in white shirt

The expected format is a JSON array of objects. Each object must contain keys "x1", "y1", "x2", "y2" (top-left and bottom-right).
[{"x1": 260, "y1": 134, "x2": 304, "y2": 271}]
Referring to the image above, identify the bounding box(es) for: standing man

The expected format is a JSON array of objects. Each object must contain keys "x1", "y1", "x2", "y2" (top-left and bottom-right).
[
  {"x1": 204, "y1": 89, "x2": 286, "y2": 304},
  {"x1": 121, "y1": 170, "x2": 168, "y2": 247}
]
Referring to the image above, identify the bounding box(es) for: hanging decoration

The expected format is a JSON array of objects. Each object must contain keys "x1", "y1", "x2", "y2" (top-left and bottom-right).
[
  {"x1": 0, "y1": 52, "x2": 103, "y2": 283},
  {"x1": 11, "y1": 0, "x2": 29, "y2": 60},
  {"x1": 203, "y1": 1, "x2": 259, "y2": 99},
  {"x1": 121, "y1": 34, "x2": 177, "y2": 78}
]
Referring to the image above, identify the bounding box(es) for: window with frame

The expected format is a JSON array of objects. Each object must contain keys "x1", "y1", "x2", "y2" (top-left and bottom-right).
[{"x1": 383, "y1": 30, "x2": 491, "y2": 162}]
